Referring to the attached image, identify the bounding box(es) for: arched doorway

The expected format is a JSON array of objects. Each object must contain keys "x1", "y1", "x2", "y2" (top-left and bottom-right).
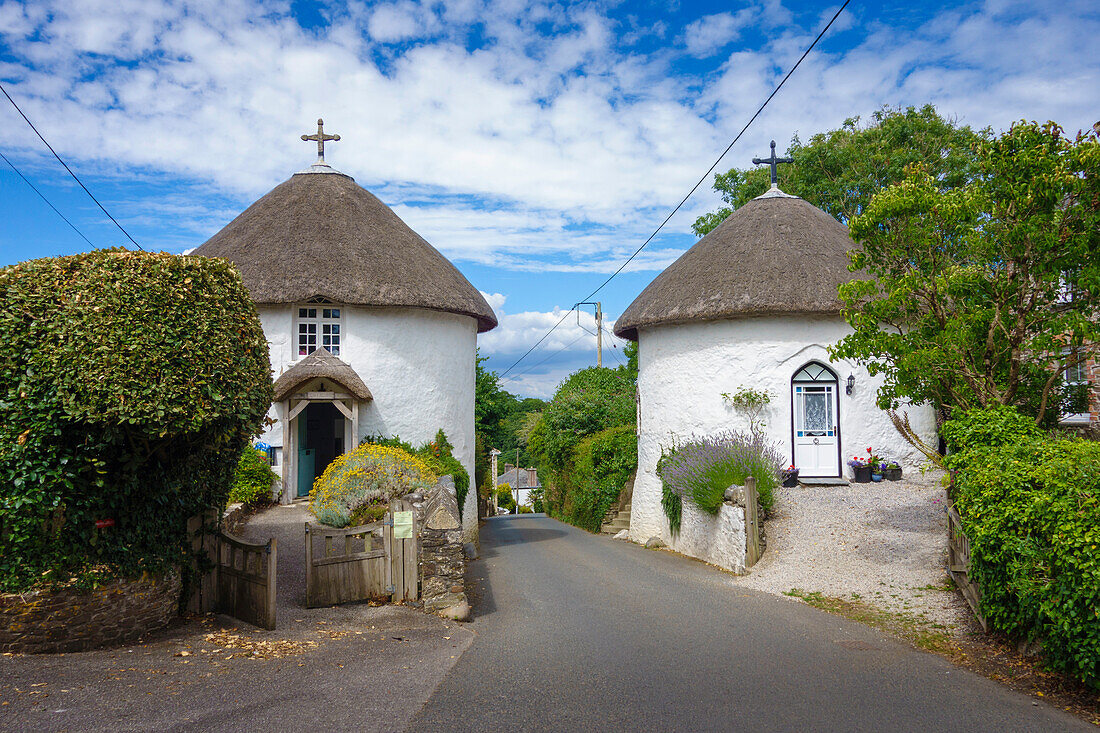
[{"x1": 791, "y1": 361, "x2": 841, "y2": 477}]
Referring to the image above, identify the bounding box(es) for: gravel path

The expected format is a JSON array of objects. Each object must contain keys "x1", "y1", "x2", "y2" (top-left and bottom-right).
[{"x1": 738, "y1": 471, "x2": 975, "y2": 634}]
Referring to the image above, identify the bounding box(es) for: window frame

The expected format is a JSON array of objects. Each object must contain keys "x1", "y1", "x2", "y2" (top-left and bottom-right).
[
  {"x1": 1060, "y1": 348, "x2": 1091, "y2": 425},
  {"x1": 294, "y1": 304, "x2": 345, "y2": 359}
]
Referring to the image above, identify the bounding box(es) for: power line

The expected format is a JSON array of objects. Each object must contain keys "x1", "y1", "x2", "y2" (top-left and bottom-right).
[
  {"x1": 1, "y1": 151, "x2": 97, "y2": 248},
  {"x1": 501, "y1": 332, "x2": 588, "y2": 384},
  {"x1": 0, "y1": 82, "x2": 145, "y2": 251},
  {"x1": 496, "y1": 0, "x2": 850, "y2": 379}
]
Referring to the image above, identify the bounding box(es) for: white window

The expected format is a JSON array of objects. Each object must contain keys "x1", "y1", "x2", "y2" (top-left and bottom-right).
[
  {"x1": 1061, "y1": 350, "x2": 1090, "y2": 424},
  {"x1": 296, "y1": 306, "x2": 342, "y2": 357}
]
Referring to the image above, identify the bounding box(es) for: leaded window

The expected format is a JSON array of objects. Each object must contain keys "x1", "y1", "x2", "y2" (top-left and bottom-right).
[{"x1": 297, "y1": 306, "x2": 342, "y2": 357}]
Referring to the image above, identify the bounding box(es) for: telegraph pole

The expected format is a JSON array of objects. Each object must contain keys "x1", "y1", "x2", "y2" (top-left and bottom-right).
[
  {"x1": 575, "y1": 301, "x2": 603, "y2": 368},
  {"x1": 489, "y1": 448, "x2": 501, "y2": 515}
]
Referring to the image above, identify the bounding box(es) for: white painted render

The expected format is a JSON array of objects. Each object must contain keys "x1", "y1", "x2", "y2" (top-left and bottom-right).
[
  {"x1": 668, "y1": 500, "x2": 748, "y2": 574},
  {"x1": 256, "y1": 304, "x2": 478, "y2": 528},
  {"x1": 629, "y1": 314, "x2": 937, "y2": 544}
]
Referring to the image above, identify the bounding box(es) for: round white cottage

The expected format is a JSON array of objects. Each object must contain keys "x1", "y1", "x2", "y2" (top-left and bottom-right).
[
  {"x1": 614, "y1": 186, "x2": 937, "y2": 546},
  {"x1": 194, "y1": 155, "x2": 496, "y2": 532}
]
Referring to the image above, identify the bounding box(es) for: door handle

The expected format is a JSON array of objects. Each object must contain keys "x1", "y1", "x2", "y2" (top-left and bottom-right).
[{"x1": 813, "y1": 438, "x2": 820, "y2": 445}]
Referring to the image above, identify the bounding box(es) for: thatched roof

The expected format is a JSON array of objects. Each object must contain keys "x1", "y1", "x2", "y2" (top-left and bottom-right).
[
  {"x1": 272, "y1": 348, "x2": 373, "y2": 402},
  {"x1": 614, "y1": 190, "x2": 861, "y2": 340},
  {"x1": 194, "y1": 167, "x2": 497, "y2": 333}
]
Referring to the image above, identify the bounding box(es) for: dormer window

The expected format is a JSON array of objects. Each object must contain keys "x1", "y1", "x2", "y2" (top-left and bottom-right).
[{"x1": 297, "y1": 306, "x2": 342, "y2": 357}]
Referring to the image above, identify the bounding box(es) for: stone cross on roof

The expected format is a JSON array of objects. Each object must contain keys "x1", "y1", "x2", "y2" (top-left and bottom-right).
[
  {"x1": 301, "y1": 118, "x2": 340, "y2": 164},
  {"x1": 752, "y1": 140, "x2": 793, "y2": 187}
]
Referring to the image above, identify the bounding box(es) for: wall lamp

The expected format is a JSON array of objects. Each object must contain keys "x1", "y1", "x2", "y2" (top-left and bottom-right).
[{"x1": 846, "y1": 374, "x2": 855, "y2": 395}]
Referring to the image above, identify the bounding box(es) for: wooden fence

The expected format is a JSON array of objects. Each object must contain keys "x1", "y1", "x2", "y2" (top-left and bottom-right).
[{"x1": 946, "y1": 500, "x2": 987, "y2": 632}]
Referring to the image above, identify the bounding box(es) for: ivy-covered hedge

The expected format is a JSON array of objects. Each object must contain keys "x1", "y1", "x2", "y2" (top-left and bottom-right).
[
  {"x1": 528, "y1": 367, "x2": 637, "y2": 528},
  {"x1": 947, "y1": 416, "x2": 1099, "y2": 688},
  {"x1": 0, "y1": 249, "x2": 272, "y2": 592},
  {"x1": 562, "y1": 425, "x2": 637, "y2": 532}
]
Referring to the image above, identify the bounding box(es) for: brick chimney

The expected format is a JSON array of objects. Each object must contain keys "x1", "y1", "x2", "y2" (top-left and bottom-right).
[{"x1": 527, "y1": 468, "x2": 538, "y2": 486}]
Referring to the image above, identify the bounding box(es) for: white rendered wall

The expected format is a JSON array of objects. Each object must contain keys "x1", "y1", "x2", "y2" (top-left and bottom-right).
[
  {"x1": 257, "y1": 304, "x2": 479, "y2": 532},
  {"x1": 670, "y1": 501, "x2": 748, "y2": 574},
  {"x1": 629, "y1": 315, "x2": 937, "y2": 544}
]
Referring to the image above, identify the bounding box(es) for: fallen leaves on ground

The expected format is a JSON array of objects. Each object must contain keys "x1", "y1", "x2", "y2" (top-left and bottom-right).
[{"x1": 195, "y1": 631, "x2": 319, "y2": 659}]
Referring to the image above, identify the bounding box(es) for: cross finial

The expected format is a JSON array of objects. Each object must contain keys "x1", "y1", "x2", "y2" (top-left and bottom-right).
[
  {"x1": 752, "y1": 140, "x2": 793, "y2": 187},
  {"x1": 301, "y1": 118, "x2": 340, "y2": 164}
]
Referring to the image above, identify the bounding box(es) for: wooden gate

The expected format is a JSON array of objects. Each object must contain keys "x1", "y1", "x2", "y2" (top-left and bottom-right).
[
  {"x1": 305, "y1": 498, "x2": 418, "y2": 608},
  {"x1": 947, "y1": 500, "x2": 987, "y2": 632},
  {"x1": 187, "y1": 513, "x2": 277, "y2": 631},
  {"x1": 215, "y1": 532, "x2": 277, "y2": 630}
]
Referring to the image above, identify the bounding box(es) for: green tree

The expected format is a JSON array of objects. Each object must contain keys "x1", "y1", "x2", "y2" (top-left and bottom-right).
[
  {"x1": 693, "y1": 105, "x2": 986, "y2": 235},
  {"x1": 830, "y1": 120, "x2": 1100, "y2": 426}
]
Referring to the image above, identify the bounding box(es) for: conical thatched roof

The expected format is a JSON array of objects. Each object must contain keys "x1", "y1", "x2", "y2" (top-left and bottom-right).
[
  {"x1": 614, "y1": 190, "x2": 860, "y2": 340},
  {"x1": 272, "y1": 348, "x2": 373, "y2": 401},
  {"x1": 194, "y1": 167, "x2": 497, "y2": 333}
]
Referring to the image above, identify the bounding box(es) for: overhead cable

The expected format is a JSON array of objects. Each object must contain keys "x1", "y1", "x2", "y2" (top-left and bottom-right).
[
  {"x1": 0, "y1": 82, "x2": 145, "y2": 251},
  {"x1": 1, "y1": 151, "x2": 97, "y2": 248},
  {"x1": 496, "y1": 0, "x2": 851, "y2": 379}
]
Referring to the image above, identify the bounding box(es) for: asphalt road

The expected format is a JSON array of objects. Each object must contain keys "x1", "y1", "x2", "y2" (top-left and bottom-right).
[{"x1": 411, "y1": 513, "x2": 1087, "y2": 732}]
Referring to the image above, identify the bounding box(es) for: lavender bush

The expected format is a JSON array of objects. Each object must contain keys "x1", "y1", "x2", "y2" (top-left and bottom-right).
[{"x1": 658, "y1": 430, "x2": 783, "y2": 516}]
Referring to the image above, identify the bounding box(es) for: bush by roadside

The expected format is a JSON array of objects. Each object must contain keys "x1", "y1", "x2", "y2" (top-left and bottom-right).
[
  {"x1": 0, "y1": 250, "x2": 272, "y2": 593},
  {"x1": 946, "y1": 408, "x2": 1099, "y2": 689},
  {"x1": 229, "y1": 448, "x2": 279, "y2": 507}
]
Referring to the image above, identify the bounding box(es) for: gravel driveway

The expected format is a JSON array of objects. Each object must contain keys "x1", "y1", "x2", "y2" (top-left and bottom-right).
[{"x1": 739, "y1": 471, "x2": 974, "y2": 633}]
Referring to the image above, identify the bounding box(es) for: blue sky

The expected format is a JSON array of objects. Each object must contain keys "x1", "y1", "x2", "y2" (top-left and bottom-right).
[{"x1": 2, "y1": 0, "x2": 1098, "y2": 397}]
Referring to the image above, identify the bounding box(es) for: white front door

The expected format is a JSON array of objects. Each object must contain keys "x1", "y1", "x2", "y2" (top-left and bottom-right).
[{"x1": 792, "y1": 364, "x2": 840, "y2": 477}]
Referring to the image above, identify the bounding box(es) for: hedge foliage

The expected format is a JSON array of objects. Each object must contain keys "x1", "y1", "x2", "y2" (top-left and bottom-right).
[
  {"x1": 0, "y1": 250, "x2": 272, "y2": 592},
  {"x1": 528, "y1": 368, "x2": 637, "y2": 531},
  {"x1": 309, "y1": 443, "x2": 437, "y2": 527},
  {"x1": 563, "y1": 426, "x2": 637, "y2": 532},
  {"x1": 362, "y1": 430, "x2": 469, "y2": 518},
  {"x1": 947, "y1": 409, "x2": 1100, "y2": 688},
  {"x1": 228, "y1": 448, "x2": 278, "y2": 507}
]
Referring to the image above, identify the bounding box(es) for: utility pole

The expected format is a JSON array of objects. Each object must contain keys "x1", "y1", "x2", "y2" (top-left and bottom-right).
[
  {"x1": 575, "y1": 301, "x2": 603, "y2": 368},
  {"x1": 489, "y1": 448, "x2": 501, "y2": 516}
]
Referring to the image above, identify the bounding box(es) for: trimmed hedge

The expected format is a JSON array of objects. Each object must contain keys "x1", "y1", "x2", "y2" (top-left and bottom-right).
[
  {"x1": 557, "y1": 425, "x2": 637, "y2": 533},
  {"x1": 950, "y1": 435, "x2": 1100, "y2": 688},
  {"x1": 0, "y1": 249, "x2": 272, "y2": 592}
]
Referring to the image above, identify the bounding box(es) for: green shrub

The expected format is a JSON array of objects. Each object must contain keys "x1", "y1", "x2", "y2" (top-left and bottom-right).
[
  {"x1": 228, "y1": 448, "x2": 278, "y2": 507},
  {"x1": 562, "y1": 426, "x2": 637, "y2": 533},
  {"x1": 363, "y1": 430, "x2": 470, "y2": 518},
  {"x1": 661, "y1": 480, "x2": 682, "y2": 535},
  {"x1": 496, "y1": 484, "x2": 516, "y2": 512},
  {"x1": 309, "y1": 443, "x2": 437, "y2": 527},
  {"x1": 0, "y1": 249, "x2": 272, "y2": 592},
  {"x1": 658, "y1": 430, "x2": 781, "y2": 517},
  {"x1": 518, "y1": 505, "x2": 533, "y2": 514},
  {"x1": 528, "y1": 367, "x2": 635, "y2": 474},
  {"x1": 415, "y1": 430, "x2": 470, "y2": 519},
  {"x1": 942, "y1": 405, "x2": 1043, "y2": 453},
  {"x1": 951, "y1": 437, "x2": 1100, "y2": 687}
]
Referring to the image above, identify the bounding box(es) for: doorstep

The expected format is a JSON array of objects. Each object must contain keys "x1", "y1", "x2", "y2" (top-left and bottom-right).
[{"x1": 798, "y1": 477, "x2": 850, "y2": 486}]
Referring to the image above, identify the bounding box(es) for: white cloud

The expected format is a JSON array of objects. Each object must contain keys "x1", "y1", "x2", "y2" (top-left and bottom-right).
[
  {"x1": 682, "y1": 10, "x2": 754, "y2": 58},
  {"x1": 0, "y1": 0, "x2": 1097, "y2": 275}
]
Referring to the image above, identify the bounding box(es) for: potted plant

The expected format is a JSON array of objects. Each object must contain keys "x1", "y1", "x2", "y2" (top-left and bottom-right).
[
  {"x1": 868, "y1": 447, "x2": 885, "y2": 481},
  {"x1": 848, "y1": 456, "x2": 871, "y2": 483},
  {"x1": 881, "y1": 460, "x2": 902, "y2": 481},
  {"x1": 781, "y1": 465, "x2": 800, "y2": 487}
]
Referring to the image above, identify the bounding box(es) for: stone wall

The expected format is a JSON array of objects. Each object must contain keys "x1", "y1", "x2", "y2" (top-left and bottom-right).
[
  {"x1": 408, "y1": 478, "x2": 469, "y2": 621},
  {"x1": 0, "y1": 571, "x2": 181, "y2": 654}
]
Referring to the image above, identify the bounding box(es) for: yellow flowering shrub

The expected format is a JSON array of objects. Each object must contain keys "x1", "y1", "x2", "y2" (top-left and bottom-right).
[{"x1": 308, "y1": 444, "x2": 438, "y2": 527}]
